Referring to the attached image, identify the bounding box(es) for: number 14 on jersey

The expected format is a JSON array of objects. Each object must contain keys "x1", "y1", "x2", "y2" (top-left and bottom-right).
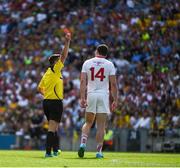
[{"x1": 90, "y1": 67, "x2": 105, "y2": 81}]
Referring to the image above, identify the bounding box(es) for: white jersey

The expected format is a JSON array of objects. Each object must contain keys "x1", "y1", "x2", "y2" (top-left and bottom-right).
[{"x1": 81, "y1": 57, "x2": 116, "y2": 94}]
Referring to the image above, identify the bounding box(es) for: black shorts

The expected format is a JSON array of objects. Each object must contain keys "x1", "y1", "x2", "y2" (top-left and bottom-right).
[{"x1": 43, "y1": 99, "x2": 63, "y2": 123}]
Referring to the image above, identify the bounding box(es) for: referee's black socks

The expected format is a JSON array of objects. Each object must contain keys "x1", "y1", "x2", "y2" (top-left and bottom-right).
[
  {"x1": 53, "y1": 131, "x2": 59, "y2": 152},
  {"x1": 46, "y1": 131, "x2": 54, "y2": 155}
]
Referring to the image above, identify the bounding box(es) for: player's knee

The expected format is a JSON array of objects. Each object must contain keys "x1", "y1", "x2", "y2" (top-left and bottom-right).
[{"x1": 85, "y1": 122, "x2": 93, "y2": 128}]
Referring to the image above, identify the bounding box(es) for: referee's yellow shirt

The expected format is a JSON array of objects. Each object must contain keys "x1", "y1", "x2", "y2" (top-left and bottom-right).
[{"x1": 38, "y1": 59, "x2": 64, "y2": 100}]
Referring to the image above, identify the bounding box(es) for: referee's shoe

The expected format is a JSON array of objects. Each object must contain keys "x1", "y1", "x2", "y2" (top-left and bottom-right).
[
  {"x1": 45, "y1": 153, "x2": 53, "y2": 158},
  {"x1": 45, "y1": 150, "x2": 61, "y2": 158},
  {"x1": 53, "y1": 150, "x2": 61, "y2": 156}
]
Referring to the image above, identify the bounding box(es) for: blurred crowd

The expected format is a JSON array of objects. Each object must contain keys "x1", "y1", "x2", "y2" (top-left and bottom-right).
[{"x1": 0, "y1": 0, "x2": 180, "y2": 145}]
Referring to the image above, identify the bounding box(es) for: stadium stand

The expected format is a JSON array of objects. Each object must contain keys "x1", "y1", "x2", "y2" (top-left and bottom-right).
[{"x1": 0, "y1": 0, "x2": 179, "y2": 149}]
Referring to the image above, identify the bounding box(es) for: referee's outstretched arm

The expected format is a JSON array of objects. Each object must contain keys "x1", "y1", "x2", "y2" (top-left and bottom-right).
[{"x1": 60, "y1": 33, "x2": 71, "y2": 64}]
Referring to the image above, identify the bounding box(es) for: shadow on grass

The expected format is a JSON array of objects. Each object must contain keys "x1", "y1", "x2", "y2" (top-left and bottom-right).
[
  {"x1": 30, "y1": 156, "x2": 98, "y2": 160},
  {"x1": 65, "y1": 157, "x2": 97, "y2": 160},
  {"x1": 30, "y1": 156, "x2": 46, "y2": 159},
  {"x1": 31, "y1": 156, "x2": 105, "y2": 160}
]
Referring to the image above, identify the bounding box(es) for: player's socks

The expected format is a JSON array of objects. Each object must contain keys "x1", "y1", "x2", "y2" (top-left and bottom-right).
[
  {"x1": 46, "y1": 131, "x2": 54, "y2": 155},
  {"x1": 97, "y1": 143, "x2": 103, "y2": 153},
  {"x1": 53, "y1": 132, "x2": 59, "y2": 153},
  {"x1": 80, "y1": 133, "x2": 88, "y2": 145}
]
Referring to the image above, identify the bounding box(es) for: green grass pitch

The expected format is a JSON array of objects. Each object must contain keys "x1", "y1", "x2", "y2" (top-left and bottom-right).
[{"x1": 0, "y1": 150, "x2": 180, "y2": 167}]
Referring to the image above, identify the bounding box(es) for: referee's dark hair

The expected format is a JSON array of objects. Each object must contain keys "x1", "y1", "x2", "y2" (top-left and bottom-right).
[
  {"x1": 49, "y1": 54, "x2": 60, "y2": 66},
  {"x1": 97, "y1": 44, "x2": 108, "y2": 56}
]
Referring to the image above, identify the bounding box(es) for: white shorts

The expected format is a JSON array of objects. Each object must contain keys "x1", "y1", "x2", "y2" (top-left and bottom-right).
[{"x1": 86, "y1": 92, "x2": 110, "y2": 114}]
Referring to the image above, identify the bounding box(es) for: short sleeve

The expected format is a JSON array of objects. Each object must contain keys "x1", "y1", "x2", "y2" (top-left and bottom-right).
[
  {"x1": 38, "y1": 77, "x2": 45, "y2": 89},
  {"x1": 53, "y1": 60, "x2": 64, "y2": 74},
  {"x1": 109, "y1": 62, "x2": 116, "y2": 75},
  {"x1": 81, "y1": 61, "x2": 87, "y2": 73}
]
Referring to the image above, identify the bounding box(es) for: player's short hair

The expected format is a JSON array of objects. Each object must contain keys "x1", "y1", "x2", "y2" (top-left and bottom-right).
[
  {"x1": 97, "y1": 44, "x2": 109, "y2": 56},
  {"x1": 49, "y1": 54, "x2": 60, "y2": 65}
]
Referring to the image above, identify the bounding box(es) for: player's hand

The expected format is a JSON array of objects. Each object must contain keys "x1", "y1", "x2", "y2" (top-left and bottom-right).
[
  {"x1": 111, "y1": 100, "x2": 118, "y2": 112},
  {"x1": 80, "y1": 98, "x2": 87, "y2": 108}
]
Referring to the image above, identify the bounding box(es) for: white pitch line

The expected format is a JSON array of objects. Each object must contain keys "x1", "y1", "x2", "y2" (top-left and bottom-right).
[{"x1": 111, "y1": 159, "x2": 179, "y2": 167}]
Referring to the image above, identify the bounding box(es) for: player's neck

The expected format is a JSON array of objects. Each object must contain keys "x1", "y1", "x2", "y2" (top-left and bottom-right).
[{"x1": 95, "y1": 55, "x2": 106, "y2": 58}]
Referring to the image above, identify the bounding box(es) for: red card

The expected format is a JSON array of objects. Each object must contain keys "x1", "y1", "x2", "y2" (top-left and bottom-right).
[{"x1": 63, "y1": 28, "x2": 71, "y2": 35}]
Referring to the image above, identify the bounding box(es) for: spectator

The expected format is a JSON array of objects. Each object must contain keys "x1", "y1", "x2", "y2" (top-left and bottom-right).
[{"x1": 0, "y1": 0, "x2": 179, "y2": 149}]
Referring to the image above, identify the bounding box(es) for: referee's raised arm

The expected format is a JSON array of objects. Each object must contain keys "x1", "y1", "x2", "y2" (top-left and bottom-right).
[{"x1": 60, "y1": 33, "x2": 71, "y2": 64}]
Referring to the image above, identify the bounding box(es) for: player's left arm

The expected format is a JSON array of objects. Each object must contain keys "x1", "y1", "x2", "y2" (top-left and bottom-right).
[
  {"x1": 80, "y1": 72, "x2": 87, "y2": 108},
  {"x1": 60, "y1": 33, "x2": 71, "y2": 64},
  {"x1": 109, "y1": 62, "x2": 118, "y2": 111},
  {"x1": 109, "y1": 75, "x2": 118, "y2": 111}
]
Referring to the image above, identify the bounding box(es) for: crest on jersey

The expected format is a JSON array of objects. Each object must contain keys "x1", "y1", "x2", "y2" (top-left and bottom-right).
[{"x1": 93, "y1": 61, "x2": 104, "y2": 66}]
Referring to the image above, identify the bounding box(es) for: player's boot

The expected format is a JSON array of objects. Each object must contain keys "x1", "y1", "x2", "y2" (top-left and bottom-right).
[
  {"x1": 96, "y1": 152, "x2": 104, "y2": 159},
  {"x1": 53, "y1": 150, "x2": 61, "y2": 156},
  {"x1": 78, "y1": 144, "x2": 86, "y2": 158},
  {"x1": 45, "y1": 153, "x2": 53, "y2": 158}
]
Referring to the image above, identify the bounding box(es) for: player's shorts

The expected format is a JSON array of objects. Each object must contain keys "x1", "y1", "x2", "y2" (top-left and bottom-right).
[
  {"x1": 43, "y1": 99, "x2": 63, "y2": 123},
  {"x1": 86, "y1": 92, "x2": 110, "y2": 114}
]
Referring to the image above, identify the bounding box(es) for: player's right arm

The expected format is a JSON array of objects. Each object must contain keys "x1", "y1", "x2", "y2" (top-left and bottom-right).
[{"x1": 80, "y1": 72, "x2": 87, "y2": 108}]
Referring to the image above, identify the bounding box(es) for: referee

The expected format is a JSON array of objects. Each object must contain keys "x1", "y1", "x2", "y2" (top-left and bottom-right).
[{"x1": 38, "y1": 32, "x2": 71, "y2": 157}]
